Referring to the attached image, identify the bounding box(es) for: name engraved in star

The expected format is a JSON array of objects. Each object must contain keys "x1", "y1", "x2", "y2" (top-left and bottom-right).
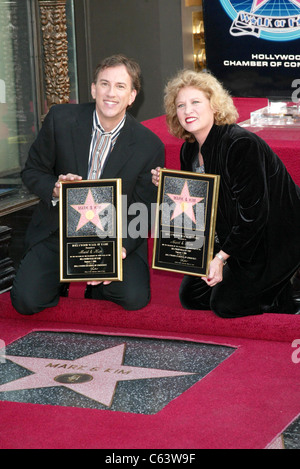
[
  {"x1": 172, "y1": 195, "x2": 199, "y2": 203},
  {"x1": 74, "y1": 205, "x2": 89, "y2": 211},
  {"x1": 46, "y1": 362, "x2": 132, "y2": 375}
]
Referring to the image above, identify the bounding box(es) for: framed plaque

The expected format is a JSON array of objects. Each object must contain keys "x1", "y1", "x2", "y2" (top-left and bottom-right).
[
  {"x1": 152, "y1": 169, "x2": 220, "y2": 277},
  {"x1": 59, "y1": 179, "x2": 122, "y2": 282}
]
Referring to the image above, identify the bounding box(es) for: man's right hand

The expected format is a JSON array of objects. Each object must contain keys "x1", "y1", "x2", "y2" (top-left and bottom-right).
[{"x1": 52, "y1": 174, "x2": 83, "y2": 199}]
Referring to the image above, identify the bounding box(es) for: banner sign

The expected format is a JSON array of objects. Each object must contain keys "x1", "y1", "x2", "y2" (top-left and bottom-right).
[{"x1": 202, "y1": 0, "x2": 300, "y2": 99}]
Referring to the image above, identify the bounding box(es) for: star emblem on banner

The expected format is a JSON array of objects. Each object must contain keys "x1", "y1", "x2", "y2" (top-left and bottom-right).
[
  {"x1": 252, "y1": 0, "x2": 300, "y2": 13},
  {"x1": 167, "y1": 181, "x2": 204, "y2": 224},
  {"x1": 71, "y1": 189, "x2": 110, "y2": 232},
  {"x1": 0, "y1": 345, "x2": 195, "y2": 407}
]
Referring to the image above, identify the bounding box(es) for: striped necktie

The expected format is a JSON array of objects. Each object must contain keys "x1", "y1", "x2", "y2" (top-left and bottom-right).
[
  {"x1": 88, "y1": 129, "x2": 112, "y2": 180},
  {"x1": 87, "y1": 112, "x2": 126, "y2": 180}
]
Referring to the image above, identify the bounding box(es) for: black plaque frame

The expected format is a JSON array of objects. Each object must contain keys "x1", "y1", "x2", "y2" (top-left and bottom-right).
[
  {"x1": 59, "y1": 179, "x2": 122, "y2": 282},
  {"x1": 152, "y1": 169, "x2": 220, "y2": 277}
]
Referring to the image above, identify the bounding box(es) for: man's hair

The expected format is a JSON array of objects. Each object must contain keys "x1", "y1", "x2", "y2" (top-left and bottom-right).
[{"x1": 93, "y1": 54, "x2": 141, "y2": 94}]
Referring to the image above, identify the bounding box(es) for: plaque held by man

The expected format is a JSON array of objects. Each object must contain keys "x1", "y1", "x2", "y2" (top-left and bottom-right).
[
  {"x1": 152, "y1": 169, "x2": 220, "y2": 277},
  {"x1": 59, "y1": 179, "x2": 122, "y2": 282}
]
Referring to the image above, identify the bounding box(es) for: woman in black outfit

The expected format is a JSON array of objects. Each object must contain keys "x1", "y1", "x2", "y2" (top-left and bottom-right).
[{"x1": 152, "y1": 70, "x2": 300, "y2": 318}]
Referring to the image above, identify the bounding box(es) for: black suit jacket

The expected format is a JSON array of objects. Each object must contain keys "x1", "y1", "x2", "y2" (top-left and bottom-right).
[{"x1": 22, "y1": 102, "x2": 165, "y2": 262}]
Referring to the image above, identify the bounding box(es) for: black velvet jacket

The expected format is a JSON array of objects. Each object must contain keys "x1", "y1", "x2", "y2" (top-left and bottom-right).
[{"x1": 180, "y1": 124, "x2": 300, "y2": 300}]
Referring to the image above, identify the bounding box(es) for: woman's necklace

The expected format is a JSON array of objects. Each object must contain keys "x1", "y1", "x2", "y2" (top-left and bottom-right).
[{"x1": 197, "y1": 151, "x2": 205, "y2": 174}]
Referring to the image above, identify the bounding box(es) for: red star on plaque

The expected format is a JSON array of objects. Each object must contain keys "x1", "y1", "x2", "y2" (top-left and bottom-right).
[
  {"x1": 71, "y1": 189, "x2": 110, "y2": 232},
  {"x1": 167, "y1": 181, "x2": 204, "y2": 224},
  {"x1": 0, "y1": 345, "x2": 194, "y2": 407}
]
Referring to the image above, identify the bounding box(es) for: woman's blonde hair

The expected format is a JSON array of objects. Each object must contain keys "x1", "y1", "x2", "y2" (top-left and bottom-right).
[{"x1": 164, "y1": 69, "x2": 239, "y2": 141}]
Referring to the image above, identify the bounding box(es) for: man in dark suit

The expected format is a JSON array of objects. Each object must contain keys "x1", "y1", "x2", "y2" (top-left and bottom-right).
[{"x1": 11, "y1": 55, "x2": 165, "y2": 315}]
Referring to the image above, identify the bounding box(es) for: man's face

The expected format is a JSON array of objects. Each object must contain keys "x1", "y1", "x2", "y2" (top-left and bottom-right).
[{"x1": 91, "y1": 65, "x2": 137, "y2": 131}]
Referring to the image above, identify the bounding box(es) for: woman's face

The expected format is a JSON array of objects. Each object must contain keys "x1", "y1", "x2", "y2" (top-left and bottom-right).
[{"x1": 175, "y1": 86, "x2": 215, "y2": 143}]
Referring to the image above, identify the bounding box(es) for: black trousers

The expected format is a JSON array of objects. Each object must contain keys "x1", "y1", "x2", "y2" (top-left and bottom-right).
[
  {"x1": 179, "y1": 264, "x2": 296, "y2": 318},
  {"x1": 11, "y1": 232, "x2": 150, "y2": 315}
]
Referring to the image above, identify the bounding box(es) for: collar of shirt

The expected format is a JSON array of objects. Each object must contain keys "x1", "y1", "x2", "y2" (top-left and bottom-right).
[{"x1": 93, "y1": 110, "x2": 126, "y2": 140}]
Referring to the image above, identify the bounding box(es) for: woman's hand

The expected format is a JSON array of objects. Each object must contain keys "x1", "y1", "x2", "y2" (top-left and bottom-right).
[
  {"x1": 52, "y1": 173, "x2": 83, "y2": 199},
  {"x1": 202, "y1": 251, "x2": 229, "y2": 287},
  {"x1": 151, "y1": 167, "x2": 161, "y2": 187}
]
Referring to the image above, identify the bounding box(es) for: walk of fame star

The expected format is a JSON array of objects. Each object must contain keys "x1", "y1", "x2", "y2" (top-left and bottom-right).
[
  {"x1": 252, "y1": 0, "x2": 270, "y2": 12},
  {"x1": 167, "y1": 181, "x2": 204, "y2": 224},
  {"x1": 71, "y1": 190, "x2": 110, "y2": 232},
  {"x1": 252, "y1": 0, "x2": 300, "y2": 12},
  {"x1": 0, "y1": 344, "x2": 195, "y2": 407}
]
